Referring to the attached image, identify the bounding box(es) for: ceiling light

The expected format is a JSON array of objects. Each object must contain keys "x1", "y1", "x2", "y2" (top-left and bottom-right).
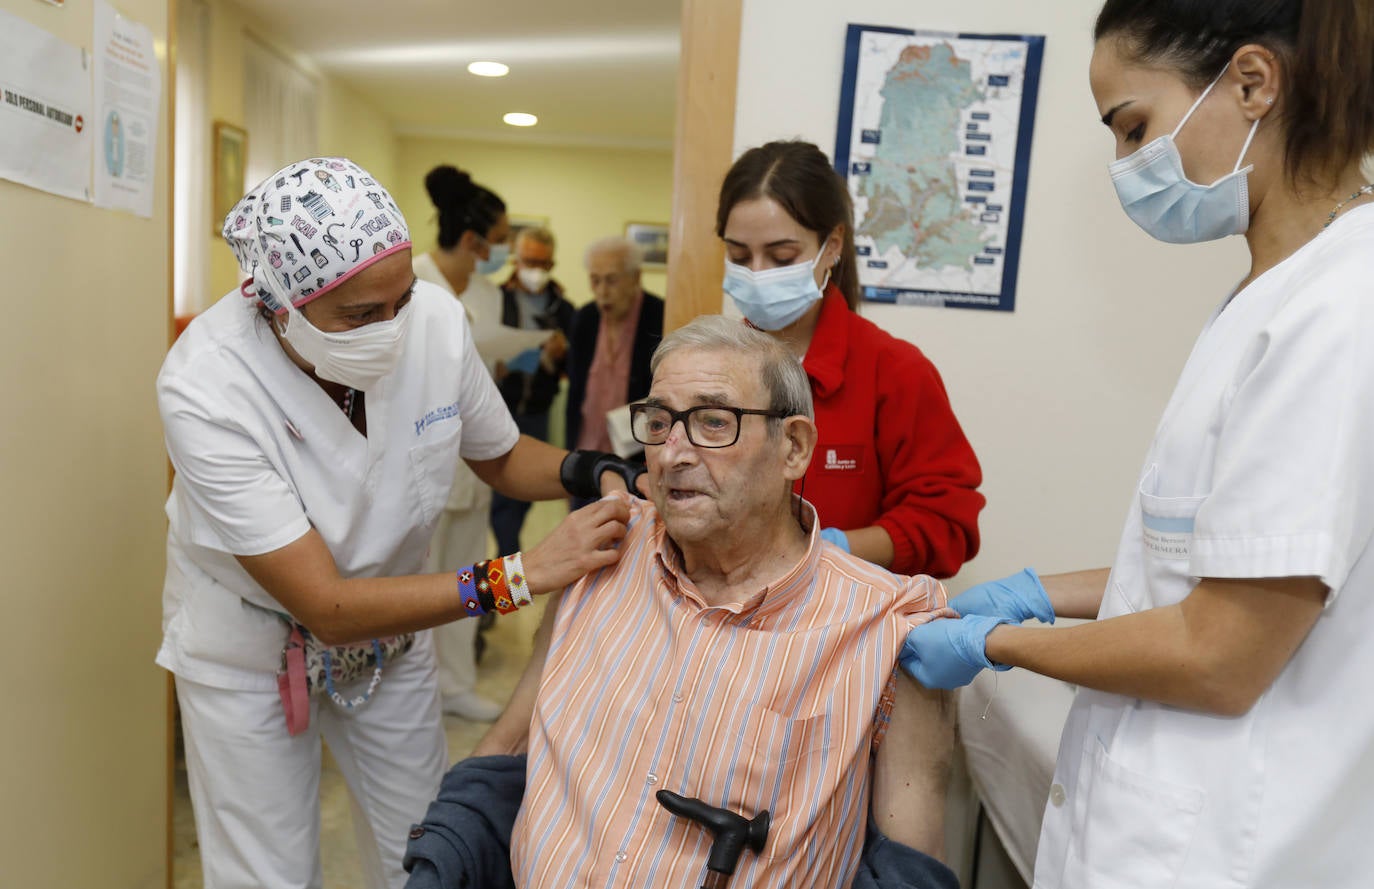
[
  {"x1": 467, "y1": 61, "x2": 509, "y2": 77},
  {"x1": 503, "y1": 112, "x2": 538, "y2": 127}
]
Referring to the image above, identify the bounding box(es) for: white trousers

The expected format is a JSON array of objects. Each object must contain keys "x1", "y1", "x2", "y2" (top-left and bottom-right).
[
  {"x1": 176, "y1": 640, "x2": 447, "y2": 889},
  {"x1": 425, "y1": 503, "x2": 491, "y2": 698}
]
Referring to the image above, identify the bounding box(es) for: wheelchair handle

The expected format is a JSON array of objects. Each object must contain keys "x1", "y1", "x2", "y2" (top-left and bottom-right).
[{"x1": 655, "y1": 789, "x2": 770, "y2": 886}]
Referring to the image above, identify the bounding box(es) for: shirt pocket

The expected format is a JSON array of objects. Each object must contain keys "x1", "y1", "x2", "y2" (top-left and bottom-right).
[
  {"x1": 1062, "y1": 736, "x2": 1206, "y2": 889},
  {"x1": 1128, "y1": 466, "x2": 1208, "y2": 611},
  {"x1": 742, "y1": 709, "x2": 839, "y2": 863},
  {"x1": 407, "y1": 426, "x2": 463, "y2": 527}
]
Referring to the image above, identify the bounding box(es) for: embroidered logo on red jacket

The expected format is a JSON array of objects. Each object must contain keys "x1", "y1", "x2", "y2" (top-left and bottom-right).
[{"x1": 821, "y1": 445, "x2": 864, "y2": 473}]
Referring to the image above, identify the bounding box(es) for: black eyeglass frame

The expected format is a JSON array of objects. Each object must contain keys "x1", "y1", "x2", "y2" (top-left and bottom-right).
[{"x1": 628, "y1": 403, "x2": 791, "y2": 449}]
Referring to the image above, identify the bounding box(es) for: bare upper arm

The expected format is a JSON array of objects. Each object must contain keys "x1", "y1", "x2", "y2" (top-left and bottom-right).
[
  {"x1": 234, "y1": 528, "x2": 342, "y2": 632},
  {"x1": 1180, "y1": 575, "x2": 1327, "y2": 714}
]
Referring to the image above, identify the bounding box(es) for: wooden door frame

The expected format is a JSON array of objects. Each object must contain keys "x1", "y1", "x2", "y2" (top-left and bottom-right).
[{"x1": 664, "y1": 0, "x2": 743, "y2": 332}]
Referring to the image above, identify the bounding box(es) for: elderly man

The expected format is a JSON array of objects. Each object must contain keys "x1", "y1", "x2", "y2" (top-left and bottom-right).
[
  {"x1": 404, "y1": 316, "x2": 958, "y2": 889},
  {"x1": 566, "y1": 238, "x2": 665, "y2": 480}
]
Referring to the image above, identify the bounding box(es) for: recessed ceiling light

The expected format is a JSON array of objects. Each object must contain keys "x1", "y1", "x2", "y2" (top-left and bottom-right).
[
  {"x1": 503, "y1": 112, "x2": 538, "y2": 127},
  {"x1": 467, "y1": 61, "x2": 509, "y2": 77}
]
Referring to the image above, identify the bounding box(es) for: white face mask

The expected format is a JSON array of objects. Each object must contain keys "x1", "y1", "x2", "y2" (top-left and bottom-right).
[
  {"x1": 517, "y1": 266, "x2": 551, "y2": 293},
  {"x1": 1108, "y1": 67, "x2": 1260, "y2": 244},
  {"x1": 278, "y1": 302, "x2": 411, "y2": 391},
  {"x1": 723, "y1": 249, "x2": 829, "y2": 331}
]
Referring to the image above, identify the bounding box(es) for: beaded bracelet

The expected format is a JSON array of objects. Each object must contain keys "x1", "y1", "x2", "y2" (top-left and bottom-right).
[
  {"x1": 506, "y1": 552, "x2": 533, "y2": 609},
  {"x1": 457, "y1": 566, "x2": 484, "y2": 618},
  {"x1": 456, "y1": 553, "x2": 534, "y2": 619}
]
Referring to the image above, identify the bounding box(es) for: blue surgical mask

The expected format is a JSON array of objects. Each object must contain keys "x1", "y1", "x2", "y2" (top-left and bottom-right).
[
  {"x1": 1108, "y1": 68, "x2": 1260, "y2": 244},
  {"x1": 723, "y1": 250, "x2": 829, "y2": 331},
  {"x1": 476, "y1": 242, "x2": 509, "y2": 275}
]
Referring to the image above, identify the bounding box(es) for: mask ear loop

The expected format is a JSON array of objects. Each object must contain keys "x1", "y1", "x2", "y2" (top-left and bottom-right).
[
  {"x1": 1171, "y1": 65, "x2": 1230, "y2": 140},
  {"x1": 1232, "y1": 117, "x2": 1261, "y2": 173}
]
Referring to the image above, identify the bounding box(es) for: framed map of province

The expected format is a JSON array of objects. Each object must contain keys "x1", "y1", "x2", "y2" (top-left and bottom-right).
[{"x1": 835, "y1": 25, "x2": 1045, "y2": 312}]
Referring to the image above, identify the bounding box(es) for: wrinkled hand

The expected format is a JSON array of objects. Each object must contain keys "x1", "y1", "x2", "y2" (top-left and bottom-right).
[
  {"x1": 522, "y1": 496, "x2": 630, "y2": 594},
  {"x1": 899, "y1": 614, "x2": 1014, "y2": 690},
  {"x1": 819, "y1": 527, "x2": 850, "y2": 553},
  {"x1": 948, "y1": 568, "x2": 1054, "y2": 625}
]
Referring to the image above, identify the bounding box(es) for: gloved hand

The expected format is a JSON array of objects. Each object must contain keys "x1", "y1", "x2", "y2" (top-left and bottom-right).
[
  {"x1": 819, "y1": 527, "x2": 850, "y2": 553},
  {"x1": 948, "y1": 568, "x2": 1054, "y2": 625},
  {"x1": 899, "y1": 614, "x2": 1015, "y2": 690}
]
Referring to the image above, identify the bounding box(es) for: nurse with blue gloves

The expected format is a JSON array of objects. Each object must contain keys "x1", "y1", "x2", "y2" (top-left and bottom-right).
[{"x1": 902, "y1": 1, "x2": 1374, "y2": 887}]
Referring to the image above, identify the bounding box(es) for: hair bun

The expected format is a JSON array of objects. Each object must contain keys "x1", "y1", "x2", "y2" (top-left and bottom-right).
[{"x1": 425, "y1": 164, "x2": 476, "y2": 209}]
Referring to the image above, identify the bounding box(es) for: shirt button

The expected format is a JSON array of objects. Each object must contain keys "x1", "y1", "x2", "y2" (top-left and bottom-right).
[
  {"x1": 646, "y1": 773, "x2": 659, "y2": 785},
  {"x1": 408, "y1": 826, "x2": 425, "y2": 839},
  {"x1": 672, "y1": 693, "x2": 683, "y2": 703},
  {"x1": 615, "y1": 851, "x2": 628, "y2": 863},
  {"x1": 1049, "y1": 783, "x2": 1066, "y2": 808}
]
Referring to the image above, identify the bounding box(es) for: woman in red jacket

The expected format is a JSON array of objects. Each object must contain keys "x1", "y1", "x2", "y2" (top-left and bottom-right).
[{"x1": 716, "y1": 140, "x2": 984, "y2": 577}]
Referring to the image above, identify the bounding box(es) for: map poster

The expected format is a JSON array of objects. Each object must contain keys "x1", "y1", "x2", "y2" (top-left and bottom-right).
[{"x1": 835, "y1": 25, "x2": 1045, "y2": 312}]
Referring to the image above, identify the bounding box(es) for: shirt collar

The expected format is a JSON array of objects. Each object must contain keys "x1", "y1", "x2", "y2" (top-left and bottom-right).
[
  {"x1": 802, "y1": 284, "x2": 851, "y2": 398},
  {"x1": 651, "y1": 496, "x2": 821, "y2": 622}
]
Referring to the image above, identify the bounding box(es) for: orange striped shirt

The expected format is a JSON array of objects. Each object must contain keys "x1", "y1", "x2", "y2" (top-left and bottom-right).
[{"x1": 511, "y1": 494, "x2": 947, "y2": 888}]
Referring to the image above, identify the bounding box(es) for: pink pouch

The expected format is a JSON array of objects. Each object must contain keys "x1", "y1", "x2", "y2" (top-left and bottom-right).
[{"x1": 276, "y1": 624, "x2": 311, "y2": 736}]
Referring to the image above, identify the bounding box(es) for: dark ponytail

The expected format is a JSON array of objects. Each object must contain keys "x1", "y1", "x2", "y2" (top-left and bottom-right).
[
  {"x1": 716, "y1": 141, "x2": 862, "y2": 312},
  {"x1": 1095, "y1": 0, "x2": 1374, "y2": 186},
  {"x1": 423, "y1": 164, "x2": 507, "y2": 249},
  {"x1": 1286, "y1": 1, "x2": 1374, "y2": 185}
]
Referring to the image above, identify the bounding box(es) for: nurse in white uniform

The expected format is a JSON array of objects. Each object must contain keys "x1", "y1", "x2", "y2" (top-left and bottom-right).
[
  {"x1": 899, "y1": 2, "x2": 1374, "y2": 887},
  {"x1": 158, "y1": 157, "x2": 634, "y2": 889},
  {"x1": 411, "y1": 164, "x2": 511, "y2": 722}
]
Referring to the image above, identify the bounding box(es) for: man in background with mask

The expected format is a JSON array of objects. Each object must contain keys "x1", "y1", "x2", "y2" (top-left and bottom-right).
[{"x1": 493, "y1": 226, "x2": 576, "y2": 554}]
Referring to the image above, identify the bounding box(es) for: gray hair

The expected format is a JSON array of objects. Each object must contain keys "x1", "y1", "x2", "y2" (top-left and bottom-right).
[
  {"x1": 583, "y1": 236, "x2": 644, "y2": 273},
  {"x1": 650, "y1": 315, "x2": 813, "y2": 421},
  {"x1": 516, "y1": 226, "x2": 556, "y2": 251}
]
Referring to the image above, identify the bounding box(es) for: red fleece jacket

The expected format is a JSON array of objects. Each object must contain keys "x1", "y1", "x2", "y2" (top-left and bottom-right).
[{"x1": 799, "y1": 287, "x2": 984, "y2": 577}]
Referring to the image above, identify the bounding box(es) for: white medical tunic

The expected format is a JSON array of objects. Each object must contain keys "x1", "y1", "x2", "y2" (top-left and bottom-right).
[
  {"x1": 156, "y1": 281, "x2": 518, "y2": 689},
  {"x1": 1035, "y1": 204, "x2": 1374, "y2": 889}
]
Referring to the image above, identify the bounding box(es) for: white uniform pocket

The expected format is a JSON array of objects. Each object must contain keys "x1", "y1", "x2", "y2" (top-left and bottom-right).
[
  {"x1": 1062, "y1": 737, "x2": 1206, "y2": 889},
  {"x1": 408, "y1": 427, "x2": 463, "y2": 526},
  {"x1": 1132, "y1": 467, "x2": 1208, "y2": 610}
]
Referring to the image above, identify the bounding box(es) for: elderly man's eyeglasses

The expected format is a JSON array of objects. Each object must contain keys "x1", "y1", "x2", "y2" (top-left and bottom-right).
[{"x1": 630, "y1": 403, "x2": 789, "y2": 448}]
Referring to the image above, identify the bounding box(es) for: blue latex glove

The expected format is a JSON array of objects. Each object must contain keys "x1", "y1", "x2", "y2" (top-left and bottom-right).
[
  {"x1": 819, "y1": 527, "x2": 850, "y2": 553},
  {"x1": 948, "y1": 568, "x2": 1055, "y2": 625},
  {"x1": 899, "y1": 614, "x2": 1015, "y2": 690},
  {"x1": 507, "y1": 347, "x2": 542, "y2": 375}
]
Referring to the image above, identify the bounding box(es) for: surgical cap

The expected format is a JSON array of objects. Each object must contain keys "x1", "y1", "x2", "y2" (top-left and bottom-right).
[{"x1": 223, "y1": 157, "x2": 411, "y2": 314}]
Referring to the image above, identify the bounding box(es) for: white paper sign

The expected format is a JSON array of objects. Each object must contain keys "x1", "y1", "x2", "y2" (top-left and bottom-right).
[
  {"x1": 92, "y1": 0, "x2": 160, "y2": 217},
  {"x1": 0, "y1": 9, "x2": 91, "y2": 202}
]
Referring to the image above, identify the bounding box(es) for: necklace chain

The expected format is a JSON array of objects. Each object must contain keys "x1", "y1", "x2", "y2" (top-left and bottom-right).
[{"x1": 1324, "y1": 182, "x2": 1374, "y2": 229}]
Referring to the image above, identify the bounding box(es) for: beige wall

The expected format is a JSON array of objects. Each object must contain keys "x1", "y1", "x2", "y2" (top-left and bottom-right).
[
  {"x1": 199, "y1": 2, "x2": 397, "y2": 308},
  {"x1": 734, "y1": 0, "x2": 1249, "y2": 588},
  {"x1": 0, "y1": 1, "x2": 171, "y2": 886},
  {"x1": 393, "y1": 135, "x2": 674, "y2": 306}
]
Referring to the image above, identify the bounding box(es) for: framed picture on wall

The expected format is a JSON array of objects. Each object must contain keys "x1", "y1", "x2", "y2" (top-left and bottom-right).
[
  {"x1": 625, "y1": 222, "x2": 669, "y2": 267},
  {"x1": 212, "y1": 121, "x2": 248, "y2": 235},
  {"x1": 508, "y1": 214, "x2": 550, "y2": 248}
]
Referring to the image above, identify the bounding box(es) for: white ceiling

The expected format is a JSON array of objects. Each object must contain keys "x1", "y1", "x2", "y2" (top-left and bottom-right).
[{"x1": 231, "y1": 0, "x2": 682, "y2": 149}]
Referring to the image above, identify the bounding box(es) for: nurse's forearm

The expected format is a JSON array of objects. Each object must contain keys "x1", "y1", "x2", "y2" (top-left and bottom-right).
[
  {"x1": 467, "y1": 434, "x2": 569, "y2": 501},
  {"x1": 845, "y1": 526, "x2": 895, "y2": 569},
  {"x1": 1039, "y1": 568, "x2": 1109, "y2": 619},
  {"x1": 983, "y1": 576, "x2": 1326, "y2": 716}
]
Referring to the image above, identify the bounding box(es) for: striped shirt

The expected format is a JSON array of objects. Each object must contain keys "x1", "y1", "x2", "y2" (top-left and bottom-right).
[{"x1": 511, "y1": 493, "x2": 947, "y2": 888}]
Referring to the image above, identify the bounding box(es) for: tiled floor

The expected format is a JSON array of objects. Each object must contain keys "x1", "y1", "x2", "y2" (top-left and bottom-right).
[{"x1": 172, "y1": 500, "x2": 564, "y2": 889}]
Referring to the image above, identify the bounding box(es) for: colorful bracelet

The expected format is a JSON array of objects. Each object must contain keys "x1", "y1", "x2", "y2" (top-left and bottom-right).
[
  {"x1": 486, "y1": 558, "x2": 517, "y2": 614},
  {"x1": 456, "y1": 554, "x2": 535, "y2": 619},
  {"x1": 457, "y1": 566, "x2": 484, "y2": 617},
  {"x1": 506, "y1": 552, "x2": 533, "y2": 609},
  {"x1": 473, "y1": 560, "x2": 498, "y2": 614}
]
